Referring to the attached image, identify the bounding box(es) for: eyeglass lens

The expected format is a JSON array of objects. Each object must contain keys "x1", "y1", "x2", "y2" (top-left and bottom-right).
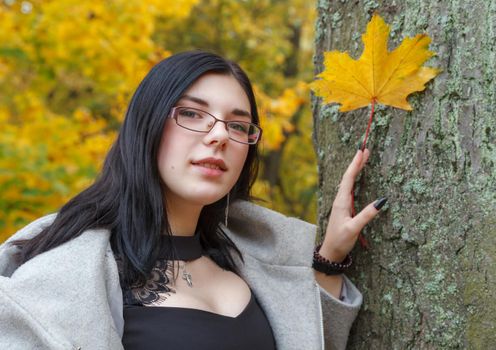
[{"x1": 175, "y1": 107, "x2": 260, "y2": 144}]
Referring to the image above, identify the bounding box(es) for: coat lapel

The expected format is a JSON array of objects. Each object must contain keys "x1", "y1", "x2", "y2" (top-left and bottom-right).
[{"x1": 225, "y1": 201, "x2": 324, "y2": 349}]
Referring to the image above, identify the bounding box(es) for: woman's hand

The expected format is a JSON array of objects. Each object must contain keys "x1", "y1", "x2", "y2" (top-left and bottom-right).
[{"x1": 320, "y1": 148, "x2": 386, "y2": 262}]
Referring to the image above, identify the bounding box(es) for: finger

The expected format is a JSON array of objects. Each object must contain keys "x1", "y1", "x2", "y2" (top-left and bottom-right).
[
  {"x1": 339, "y1": 148, "x2": 370, "y2": 196},
  {"x1": 338, "y1": 150, "x2": 364, "y2": 195},
  {"x1": 359, "y1": 148, "x2": 370, "y2": 169},
  {"x1": 352, "y1": 198, "x2": 387, "y2": 231}
]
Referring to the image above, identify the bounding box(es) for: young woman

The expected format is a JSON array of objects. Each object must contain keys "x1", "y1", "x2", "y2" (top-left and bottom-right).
[{"x1": 0, "y1": 51, "x2": 385, "y2": 350}]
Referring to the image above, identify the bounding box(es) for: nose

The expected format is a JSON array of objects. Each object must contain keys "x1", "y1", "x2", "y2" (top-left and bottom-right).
[{"x1": 203, "y1": 120, "x2": 230, "y2": 147}]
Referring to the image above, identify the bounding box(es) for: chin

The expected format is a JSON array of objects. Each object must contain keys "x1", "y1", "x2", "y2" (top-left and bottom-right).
[{"x1": 185, "y1": 191, "x2": 228, "y2": 206}]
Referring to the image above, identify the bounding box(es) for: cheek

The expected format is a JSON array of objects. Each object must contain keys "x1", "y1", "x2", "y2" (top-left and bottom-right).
[
  {"x1": 157, "y1": 123, "x2": 183, "y2": 175},
  {"x1": 230, "y1": 147, "x2": 250, "y2": 178},
  {"x1": 157, "y1": 128, "x2": 171, "y2": 168}
]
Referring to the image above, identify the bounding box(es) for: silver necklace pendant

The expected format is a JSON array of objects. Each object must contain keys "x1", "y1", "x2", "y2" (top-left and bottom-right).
[{"x1": 182, "y1": 263, "x2": 193, "y2": 287}]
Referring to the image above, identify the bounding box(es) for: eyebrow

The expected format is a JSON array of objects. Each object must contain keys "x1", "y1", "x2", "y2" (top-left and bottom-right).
[{"x1": 180, "y1": 94, "x2": 252, "y2": 119}]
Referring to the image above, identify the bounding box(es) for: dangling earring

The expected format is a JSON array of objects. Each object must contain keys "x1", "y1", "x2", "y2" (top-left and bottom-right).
[{"x1": 224, "y1": 192, "x2": 230, "y2": 227}]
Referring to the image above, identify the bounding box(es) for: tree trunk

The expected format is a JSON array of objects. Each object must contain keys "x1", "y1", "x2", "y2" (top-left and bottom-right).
[{"x1": 313, "y1": 1, "x2": 495, "y2": 348}]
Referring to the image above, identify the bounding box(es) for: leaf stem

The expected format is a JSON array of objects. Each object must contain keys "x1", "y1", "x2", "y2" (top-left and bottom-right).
[
  {"x1": 361, "y1": 98, "x2": 375, "y2": 151},
  {"x1": 352, "y1": 99, "x2": 376, "y2": 248}
]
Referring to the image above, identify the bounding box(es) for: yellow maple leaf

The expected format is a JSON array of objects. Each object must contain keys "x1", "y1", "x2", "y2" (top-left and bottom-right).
[{"x1": 310, "y1": 14, "x2": 440, "y2": 112}]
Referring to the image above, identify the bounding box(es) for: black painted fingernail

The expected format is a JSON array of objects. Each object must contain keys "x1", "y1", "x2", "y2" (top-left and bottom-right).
[
  {"x1": 357, "y1": 142, "x2": 362, "y2": 150},
  {"x1": 373, "y1": 197, "x2": 388, "y2": 210}
]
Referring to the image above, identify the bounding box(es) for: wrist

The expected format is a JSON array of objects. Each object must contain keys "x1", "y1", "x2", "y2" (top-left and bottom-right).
[
  {"x1": 312, "y1": 244, "x2": 352, "y2": 275},
  {"x1": 319, "y1": 241, "x2": 348, "y2": 263}
]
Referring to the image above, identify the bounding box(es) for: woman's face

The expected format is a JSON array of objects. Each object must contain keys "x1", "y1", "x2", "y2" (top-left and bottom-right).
[{"x1": 157, "y1": 73, "x2": 251, "y2": 207}]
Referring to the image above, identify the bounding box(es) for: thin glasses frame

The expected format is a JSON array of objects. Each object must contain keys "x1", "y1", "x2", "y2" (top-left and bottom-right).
[{"x1": 169, "y1": 106, "x2": 262, "y2": 145}]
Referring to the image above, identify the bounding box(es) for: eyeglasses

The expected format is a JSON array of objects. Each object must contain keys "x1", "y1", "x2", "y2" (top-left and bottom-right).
[{"x1": 169, "y1": 106, "x2": 262, "y2": 145}]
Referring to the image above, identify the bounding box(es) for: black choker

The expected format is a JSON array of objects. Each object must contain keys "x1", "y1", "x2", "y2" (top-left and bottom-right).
[{"x1": 158, "y1": 232, "x2": 203, "y2": 261}]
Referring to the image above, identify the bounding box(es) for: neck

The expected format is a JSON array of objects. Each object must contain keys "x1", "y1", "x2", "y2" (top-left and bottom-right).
[{"x1": 164, "y1": 195, "x2": 203, "y2": 237}]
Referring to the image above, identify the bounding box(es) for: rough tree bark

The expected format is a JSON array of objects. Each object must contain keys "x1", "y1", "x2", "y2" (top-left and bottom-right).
[{"x1": 312, "y1": 1, "x2": 495, "y2": 348}]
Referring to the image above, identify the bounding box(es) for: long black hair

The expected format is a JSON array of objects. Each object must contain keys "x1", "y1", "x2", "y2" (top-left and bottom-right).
[{"x1": 10, "y1": 50, "x2": 260, "y2": 288}]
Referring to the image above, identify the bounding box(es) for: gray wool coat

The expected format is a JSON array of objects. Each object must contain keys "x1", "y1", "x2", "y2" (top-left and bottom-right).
[{"x1": 0, "y1": 200, "x2": 362, "y2": 350}]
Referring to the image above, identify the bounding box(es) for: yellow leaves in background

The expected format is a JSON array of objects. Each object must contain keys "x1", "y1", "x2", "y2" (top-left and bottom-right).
[
  {"x1": 310, "y1": 14, "x2": 440, "y2": 112},
  {"x1": 0, "y1": 0, "x2": 197, "y2": 240},
  {"x1": 0, "y1": 98, "x2": 115, "y2": 237},
  {"x1": 256, "y1": 82, "x2": 308, "y2": 151},
  {"x1": 0, "y1": 0, "x2": 187, "y2": 108},
  {"x1": 0, "y1": 0, "x2": 317, "y2": 240}
]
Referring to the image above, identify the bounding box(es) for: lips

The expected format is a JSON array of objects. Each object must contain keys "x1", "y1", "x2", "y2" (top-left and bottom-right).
[{"x1": 191, "y1": 157, "x2": 227, "y2": 171}]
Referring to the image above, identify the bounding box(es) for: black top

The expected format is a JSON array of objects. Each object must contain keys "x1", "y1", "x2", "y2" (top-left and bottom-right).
[
  {"x1": 119, "y1": 232, "x2": 276, "y2": 349},
  {"x1": 122, "y1": 290, "x2": 276, "y2": 350}
]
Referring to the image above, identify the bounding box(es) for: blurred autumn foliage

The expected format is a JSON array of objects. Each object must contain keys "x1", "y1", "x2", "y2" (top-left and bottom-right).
[{"x1": 0, "y1": 0, "x2": 317, "y2": 242}]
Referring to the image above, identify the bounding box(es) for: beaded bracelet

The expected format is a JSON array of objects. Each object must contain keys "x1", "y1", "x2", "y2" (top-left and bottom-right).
[{"x1": 312, "y1": 244, "x2": 352, "y2": 275}]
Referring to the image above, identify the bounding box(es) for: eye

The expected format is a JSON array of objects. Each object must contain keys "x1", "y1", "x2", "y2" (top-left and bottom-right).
[
  {"x1": 228, "y1": 122, "x2": 249, "y2": 134},
  {"x1": 178, "y1": 108, "x2": 203, "y2": 119}
]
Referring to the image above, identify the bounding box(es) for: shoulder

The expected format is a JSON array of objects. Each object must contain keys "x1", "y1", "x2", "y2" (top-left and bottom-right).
[
  {"x1": 1, "y1": 214, "x2": 112, "y2": 277},
  {"x1": 2, "y1": 213, "x2": 58, "y2": 246},
  {"x1": 226, "y1": 200, "x2": 317, "y2": 266},
  {"x1": 0, "y1": 214, "x2": 57, "y2": 276},
  {"x1": 0, "y1": 217, "x2": 122, "y2": 348},
  {"x1": 231, "y1": 200, "x2": 313, "y2": 225}
]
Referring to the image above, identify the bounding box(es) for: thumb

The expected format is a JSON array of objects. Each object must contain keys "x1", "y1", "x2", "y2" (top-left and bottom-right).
[{"x1": 352, "y1": 197, "x2": 387, "y2": 230}]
